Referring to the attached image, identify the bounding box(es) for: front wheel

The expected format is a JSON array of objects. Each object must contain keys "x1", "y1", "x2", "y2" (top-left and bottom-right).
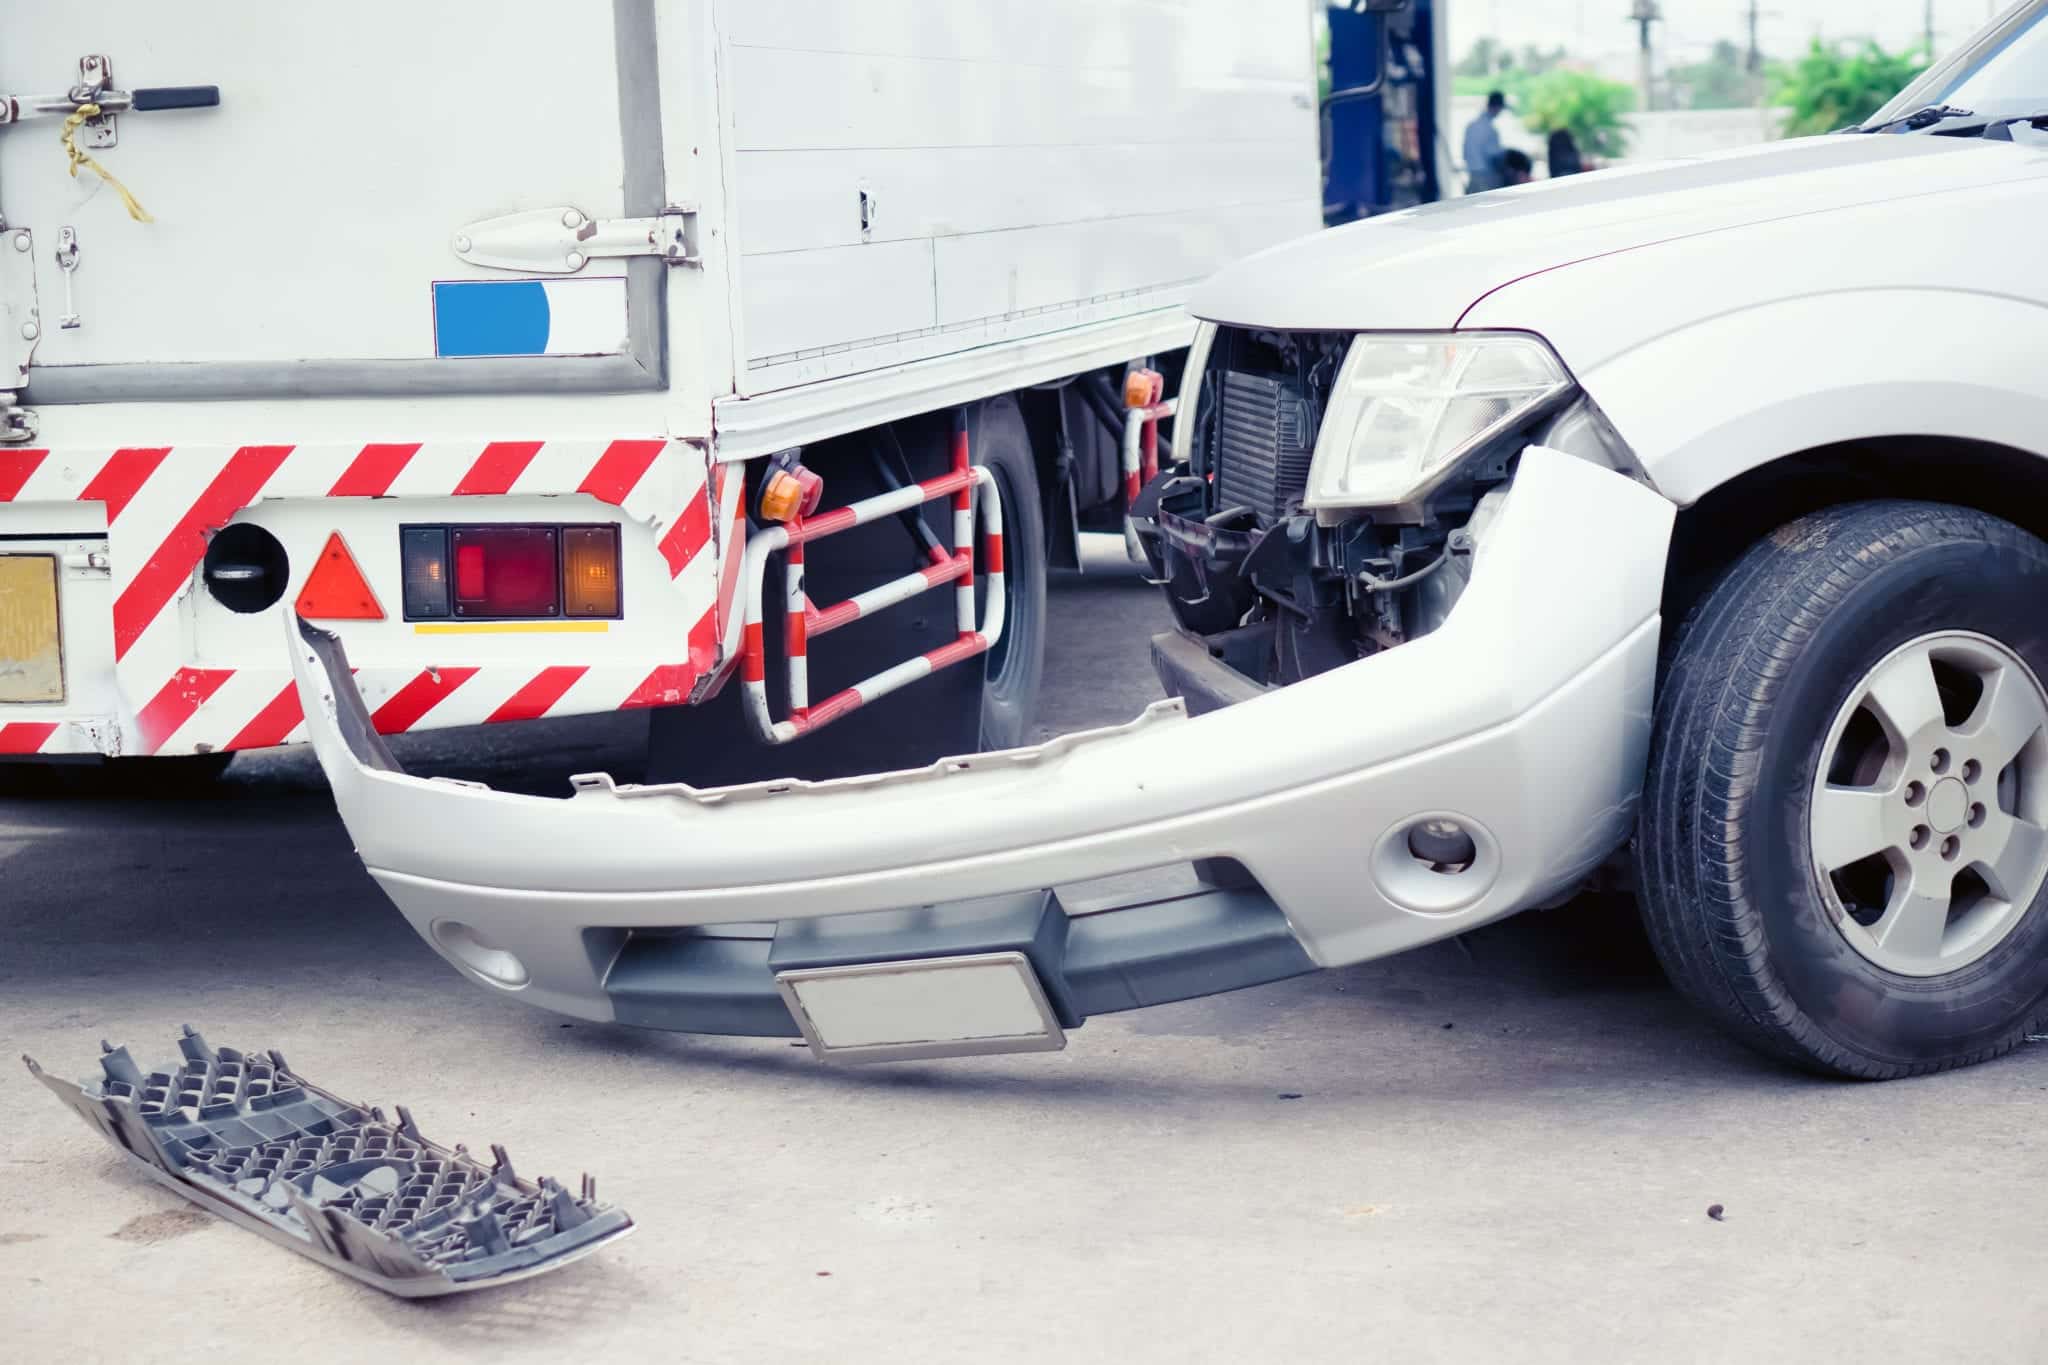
[{"x1": 1636, "y1": 500, "x2": 2048, "y2": 1078}]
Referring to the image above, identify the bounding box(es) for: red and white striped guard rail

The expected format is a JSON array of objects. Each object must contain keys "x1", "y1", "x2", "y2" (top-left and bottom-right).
[{"x1": 726, "y1": 415, "x2": 1006, "y2": 744}]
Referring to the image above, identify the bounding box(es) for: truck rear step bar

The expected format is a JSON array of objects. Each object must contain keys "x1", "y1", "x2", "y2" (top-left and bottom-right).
[{"x1": 731, "y1": 411, "x2": 1006, "y2": 743}]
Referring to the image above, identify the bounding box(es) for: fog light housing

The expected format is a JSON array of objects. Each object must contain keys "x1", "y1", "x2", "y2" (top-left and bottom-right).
[{"x1": 1372, "y1": 813, "x2": 1501, "y2": 915}]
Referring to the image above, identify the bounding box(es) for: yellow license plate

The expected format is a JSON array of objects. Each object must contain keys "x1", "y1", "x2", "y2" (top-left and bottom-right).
[{"x1": 0, "y1": 554, "x2": 63, "y2": 704}]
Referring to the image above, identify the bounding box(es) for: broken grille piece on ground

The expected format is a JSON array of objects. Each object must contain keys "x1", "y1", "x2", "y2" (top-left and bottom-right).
[{"x1": 24, "y1": 1025, "x2": 634, "y2": 1297}]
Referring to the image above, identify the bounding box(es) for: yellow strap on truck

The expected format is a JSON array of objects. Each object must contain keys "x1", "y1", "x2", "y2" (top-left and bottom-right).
[{"x1": 59, "y1": 104, "x2": 153, "y2": 223}]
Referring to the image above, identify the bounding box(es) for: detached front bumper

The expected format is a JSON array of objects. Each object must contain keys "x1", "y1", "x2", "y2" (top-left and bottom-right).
[{"x1": 290, "y1": 448, "x2": 1675, "y2": 1057}]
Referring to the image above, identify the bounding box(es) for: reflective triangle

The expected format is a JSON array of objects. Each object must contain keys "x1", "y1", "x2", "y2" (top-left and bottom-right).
[{"x1": 295, "y1": 531, "x2": 385, "y2": 620}]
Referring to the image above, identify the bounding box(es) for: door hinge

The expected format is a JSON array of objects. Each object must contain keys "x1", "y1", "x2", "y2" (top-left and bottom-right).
[
  {"x1": 0, "y1": 224, "x2": 40, "y2": 444},
  {"x1": 451, "y1": 206, "x2": 698, "y2": 275}
]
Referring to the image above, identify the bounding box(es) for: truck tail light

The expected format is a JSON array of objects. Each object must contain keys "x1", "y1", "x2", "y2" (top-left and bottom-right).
[
  {"x1": 562, "y1": 527, "x2": 621, "y2": 618},
  {"x1": 455, "y1": 542, "x2": 486, "y2": 601},
  {"x1": 398, "y1": 524, "x2": 621, "y2": 621},
  {"x1": 452, "y1": 527, "x2": 558, "y2": 617},
  {"x1": 400, "y1": 528, "x2": 453, "y2": 619}
]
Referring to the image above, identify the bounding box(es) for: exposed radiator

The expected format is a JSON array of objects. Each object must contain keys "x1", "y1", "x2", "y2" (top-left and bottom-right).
[{"x1": 1212, "y1": 369, "x2": 1317, "y2": 526}]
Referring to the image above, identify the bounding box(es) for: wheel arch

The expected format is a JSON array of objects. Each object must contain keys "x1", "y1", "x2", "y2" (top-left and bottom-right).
[{"x1": 1661, "y1": 435, "x2": 2048, "y2": 635}]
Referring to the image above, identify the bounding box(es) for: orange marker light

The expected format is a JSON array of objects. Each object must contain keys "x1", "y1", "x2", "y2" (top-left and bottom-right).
[
  {"x1": 1124, "y1": 368, "x2": 1164, "y2": 409},
  {"x1": 759, "y1": 469, "x2": 805, "y2": 524},
  {"x1": 562, "y1": 527, "x2": 621, "y2": 618}
]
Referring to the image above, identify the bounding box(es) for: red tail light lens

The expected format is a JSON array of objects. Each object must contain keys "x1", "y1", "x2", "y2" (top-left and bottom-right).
[
  {"x1": 451, "y1": 527, "x2": 559, "y2": 618},
  {"x1": 399, "y1": 523, "x2": 622, "y2": 621},
  {"x1": 455, "y1": 542, "x2": 486, "y2": 601}
]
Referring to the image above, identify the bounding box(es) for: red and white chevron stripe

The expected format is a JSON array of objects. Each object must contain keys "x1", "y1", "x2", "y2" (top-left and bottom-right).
[{"x1": 0, "y1": 437, "x2": 731, "y2": 757}]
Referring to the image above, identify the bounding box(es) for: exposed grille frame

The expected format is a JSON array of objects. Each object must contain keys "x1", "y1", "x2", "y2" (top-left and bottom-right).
[{"x1": 1198, "y1": 328, "x2": 1348, "y2": 528}]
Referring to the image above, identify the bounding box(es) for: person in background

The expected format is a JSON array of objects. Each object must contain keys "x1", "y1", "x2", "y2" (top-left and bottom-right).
[
  {"x1": 1501, "y1": 148, "x2": 1534, "y2": 186},
  {"x1": 1462, "y1": 89, "x2": 1508, "y2": 193},
  {"x1": 1547, "y1": 127, "x2": 1585, "y2": 177}
]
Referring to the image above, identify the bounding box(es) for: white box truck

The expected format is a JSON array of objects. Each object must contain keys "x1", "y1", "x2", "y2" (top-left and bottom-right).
[{"x1": 0, "y1": 0, "x2": 1321, "y2": 780}]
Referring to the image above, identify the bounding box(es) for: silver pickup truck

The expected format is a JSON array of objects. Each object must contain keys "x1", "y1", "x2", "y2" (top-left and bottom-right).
[{"x1": 295, "y1": 2, "x2": 2048, "y2": 1078}]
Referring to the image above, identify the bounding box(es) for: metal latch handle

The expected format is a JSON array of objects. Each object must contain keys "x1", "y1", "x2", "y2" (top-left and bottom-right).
[
  {"x1": 131, "y1": 86, "x2": 221, "y2": 112},
  {"x1": 0, "y1": 83, "x2": 222, "y2": 120},
  {"x1": 0, "y1": 54, "x2": 222, "y2": 134}
]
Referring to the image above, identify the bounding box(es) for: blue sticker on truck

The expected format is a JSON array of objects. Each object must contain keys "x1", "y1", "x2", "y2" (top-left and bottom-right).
[{"x1": 432, "y1": 279, "x2": 628, "y2": 358}]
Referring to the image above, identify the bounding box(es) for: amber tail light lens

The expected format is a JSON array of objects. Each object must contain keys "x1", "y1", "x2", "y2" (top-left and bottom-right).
[{"x1": 562, "y1": 527, "x2": 621, "y2": 618}]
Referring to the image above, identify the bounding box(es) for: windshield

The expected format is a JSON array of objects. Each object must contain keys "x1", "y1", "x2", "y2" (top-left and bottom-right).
[{"x1": 1873, "y1": 0, "x2": 2048, "y2": 122}]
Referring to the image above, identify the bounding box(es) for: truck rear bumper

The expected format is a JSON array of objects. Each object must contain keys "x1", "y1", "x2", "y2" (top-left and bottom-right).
[{"x1": 288, "y1": 447, "x2": 1676, "y2": 1051}]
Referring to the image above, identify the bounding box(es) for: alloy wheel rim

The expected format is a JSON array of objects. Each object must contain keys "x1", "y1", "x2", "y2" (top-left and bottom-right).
[{"x1": 1809, "y1": 630, "x2": 2048, "y2": 977}]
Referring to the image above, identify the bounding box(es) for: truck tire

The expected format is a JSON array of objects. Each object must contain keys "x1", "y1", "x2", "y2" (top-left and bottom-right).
[
  {"x1": 1636, "y1": 500, "x2": 2048, "y2": 1078},
  {"x1": 970, "y1": 399, "x2": 1049, "y2": 750},
  {"x1": 647, "y1": 397, "x2": 1046, "y2": 785}
]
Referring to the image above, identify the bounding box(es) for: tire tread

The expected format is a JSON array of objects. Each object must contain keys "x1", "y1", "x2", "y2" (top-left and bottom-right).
[{"x1": 1635, "y1": 500, "x2": 2048, "y2": 1078}]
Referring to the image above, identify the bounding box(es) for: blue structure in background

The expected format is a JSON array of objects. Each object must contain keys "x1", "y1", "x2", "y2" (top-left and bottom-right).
[{"x1": 1323, "y1": 0, "x2": 1440, "y2": 226}]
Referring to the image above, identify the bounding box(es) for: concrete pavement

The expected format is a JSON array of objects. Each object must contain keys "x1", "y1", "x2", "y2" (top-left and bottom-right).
[{"x1": 4, "y1": 560, "x2": 2046, "y2": 1363}]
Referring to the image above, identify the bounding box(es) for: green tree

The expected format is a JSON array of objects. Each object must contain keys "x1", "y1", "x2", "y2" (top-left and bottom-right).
[
  {"x1": 1774, "y1": 39, "x2": 1927, "y2": 136},
  {"x1": 1669, "y1": 39, "x2": 1752, "y2": 110},
  {"x1": 1519, "y1": 69, "x2": 1635, "y2": 161},
  {"x1": 1456, "y1": 37, "x2": 1508, "y2": 80}
]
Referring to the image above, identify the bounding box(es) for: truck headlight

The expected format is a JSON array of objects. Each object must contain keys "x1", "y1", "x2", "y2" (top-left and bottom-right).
[{"x1": 1304, "y1": 332, "x2": 1572, "y2": 509}]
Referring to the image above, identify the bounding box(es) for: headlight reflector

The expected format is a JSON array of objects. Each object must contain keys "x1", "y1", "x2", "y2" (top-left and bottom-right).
[{"x1": 1305, "y1": 332, "x2": 1571, "y2": 508}]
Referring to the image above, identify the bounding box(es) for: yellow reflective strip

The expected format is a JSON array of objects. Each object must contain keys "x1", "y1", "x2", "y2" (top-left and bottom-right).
[
  {"x1": 0, "y1": 555, "x2": 64, "y2": 703},
  {"x1": 412, "y1": 621, "x2": 610, "y2": 635}
]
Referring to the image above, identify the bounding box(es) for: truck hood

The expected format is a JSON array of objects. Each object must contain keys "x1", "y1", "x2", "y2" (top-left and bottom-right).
[{"x1": 1189, "y1": 134, "x2": 2040, "y2": 331}]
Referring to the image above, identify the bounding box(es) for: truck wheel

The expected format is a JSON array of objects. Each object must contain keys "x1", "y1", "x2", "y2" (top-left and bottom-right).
[
  {"x1": 647, "y1": 398, "x2": 1046, "y2": 785},
  {"x1": 1636, "y1": 500, "x2": 2048, "y2": 1078},
  {"x1": 970, "y1": 400, "x2": 1048, "y2": 750}
]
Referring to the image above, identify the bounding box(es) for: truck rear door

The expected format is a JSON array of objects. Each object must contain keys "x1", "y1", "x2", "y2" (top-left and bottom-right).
[{"x1": 0, "y1": 1, "x2": 668, "y2": 408}]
